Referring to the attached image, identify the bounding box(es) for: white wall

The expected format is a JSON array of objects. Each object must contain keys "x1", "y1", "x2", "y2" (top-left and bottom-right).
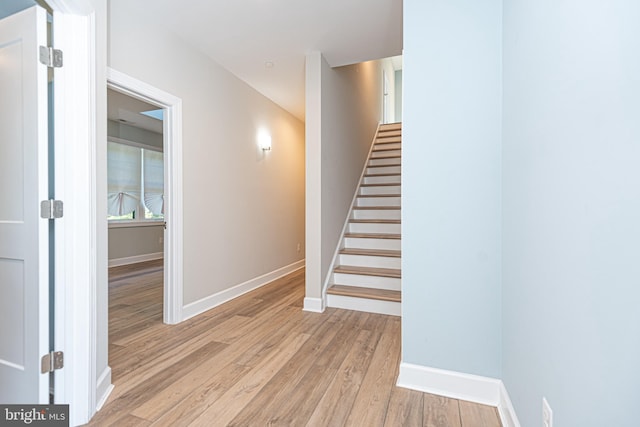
[
  {"x1": 108, "y1": 1, "x2": 305, "y2": 305},
  {"x1": 402, "y1": 0, "x2": 503, "y2": 378},
  {"x1": 305, "y1": 53, "x2": 384, "y2": 308},
  {"x1": 502, "y1": 1, "x2": 640, "y2": 426}
]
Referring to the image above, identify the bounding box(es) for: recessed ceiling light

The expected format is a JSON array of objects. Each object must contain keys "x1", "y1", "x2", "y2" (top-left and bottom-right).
[{"x1": 265, "y1": 61, "x2": 275, "y2": 69}]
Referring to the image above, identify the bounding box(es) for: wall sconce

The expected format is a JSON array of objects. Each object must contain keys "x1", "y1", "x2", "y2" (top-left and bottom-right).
[{"x1": 258, "y1": 131, "x2": 272, "y2": 151}]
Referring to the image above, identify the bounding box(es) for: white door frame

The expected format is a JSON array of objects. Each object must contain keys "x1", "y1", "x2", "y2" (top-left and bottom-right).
[
  {"x1": 48, "y1": 1, "x2": 99, "y2": 425},
  {"x1": 106, "y1": 67, "x2": 184, "y2": 325}
]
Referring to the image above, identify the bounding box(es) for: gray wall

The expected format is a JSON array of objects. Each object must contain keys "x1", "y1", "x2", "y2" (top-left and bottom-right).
[
  {"x1": 305, "y1": 53, "x2": 385, "y2": 302},
  {"x1": 107, "y1": 119, "x2": 162, "y2": 149},
  {"x1": 403, "y1": 0, "x2": 503, "y2": 378},
  {"x1": 109, "y1": 0, "x2": 306, "y2": 305},
  {"x1": 502, "y1": 1, "x2": 640, "y2": 425},
  {"x1": 320, "y1": 57, "x2": 384, "y2": 286},
  {"x1": 108, "y1": 226, "x2": 164, "y2": 263},
  {"x1": 394, "y1": 70, "x2": 402, "y2": 122}
]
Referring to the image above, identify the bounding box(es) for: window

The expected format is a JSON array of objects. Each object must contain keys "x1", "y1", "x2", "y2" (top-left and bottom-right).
[{"x1": 107, "y1": 140, "x2": 163, "y2": 221}]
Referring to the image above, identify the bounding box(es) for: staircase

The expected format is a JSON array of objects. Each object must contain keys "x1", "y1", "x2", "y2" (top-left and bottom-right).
[{"x1": 326, "y1": 122, "x2": 402, "y2": 316}]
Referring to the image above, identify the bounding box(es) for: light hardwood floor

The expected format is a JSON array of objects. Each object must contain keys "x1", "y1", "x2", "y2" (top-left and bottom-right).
[{"x1": 88, "y1": 261, "x2": 502, "y2": 427}]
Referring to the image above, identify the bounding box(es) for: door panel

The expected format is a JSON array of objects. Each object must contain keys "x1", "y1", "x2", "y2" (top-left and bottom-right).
[{"x1": 0, "y1": 5, "x2": 50, "y2": 404}]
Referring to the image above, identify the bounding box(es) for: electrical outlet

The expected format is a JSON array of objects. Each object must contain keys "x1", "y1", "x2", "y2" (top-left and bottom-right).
[
  {"x1": 542, "y1": 397, "x2": 553, "y2": 427},
  {"x1": 297, "y1": 243, "x2": 301, "y2": 253},
  {"x1": 159, "y1": 236, "x2": 163, "y2": 244}
]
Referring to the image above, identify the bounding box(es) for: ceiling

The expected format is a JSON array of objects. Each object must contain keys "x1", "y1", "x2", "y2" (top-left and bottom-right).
[
  {"x1": 124, "y1": 0, "x2": 403, "y2": 121},
  {"x1": 107, "y1": 89, "x2": 163, "y2": 134}
]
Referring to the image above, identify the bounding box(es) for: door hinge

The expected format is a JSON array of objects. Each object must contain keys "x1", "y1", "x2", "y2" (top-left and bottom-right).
[
  {"x1": 40, "y1": 200, "x2": 63, "y2": 219},
  {"x1": 39, "y1": 46, "x2": 63, "y2": 68},
  {"x1": 41, "y1": 351, "x2": 64, "y2": 374}
]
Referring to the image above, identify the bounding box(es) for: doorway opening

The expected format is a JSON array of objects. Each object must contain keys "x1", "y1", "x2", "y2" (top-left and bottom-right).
[{"x1": 107, "y1": 69, "x2": 184, "y2": 325}]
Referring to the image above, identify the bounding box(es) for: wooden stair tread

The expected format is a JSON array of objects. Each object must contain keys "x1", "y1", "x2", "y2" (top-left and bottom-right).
[
  {"x1": 360, "y1": 183, "x2": 401, "y2": 187},
  {"x1": 377, "y1": 129, "x2": 402, "y2": 136},
  {"x1": 367, "y1": 163, "x2": 401, "y2": 168},
  {"x1": 375, "y1": 138, "x2": 401, "y2": 144},
  {"x1": 327, "y1": 285, "x2": 401, "y2": 302},
  {"x1": 344, "y1": 232, "x2": 401, "y2": 239},
  {"x1": 373, "y1": 146, "x2": 402, "y2": 152},
  {"x1": 353, "y1": 205, "x2": 400, "y2": 210},
  {"x1": 364, "y1": 173, "x2": 400, "y2": 177},
  {"x1": 379, "y1": 123, "x2": 402, "y2": 131},
  {"x1": 340, "y1": 248, "x2": 401, "y2": 257},
  {"x1": 334, "y1": 265, "x2": 402, "y2": 278},
  {"x1": 370, "y1": 154, "x2": 401, "y2": 160},
  {"x1": 357, "y1": 194, "x2": 400, "y2": 198},
  {"x1": 349, "y1": 219, "x2": 401, "y2": 224}
]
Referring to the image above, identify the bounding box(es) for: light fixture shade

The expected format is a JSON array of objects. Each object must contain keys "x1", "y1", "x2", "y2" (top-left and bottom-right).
[{"x1": 258, "y1": 131, "x2": 272, "y2": 151}]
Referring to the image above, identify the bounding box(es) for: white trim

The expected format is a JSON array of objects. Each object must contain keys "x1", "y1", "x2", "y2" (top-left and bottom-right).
[
  {"x1": 106, "y1": 67, "x2": 184, "y2": 325},
  {"x1": 108, "y1": 220, "x2": 164, "y2": 229},
  {"x1": 397, "y1": 363, "x2": 501, "y2": 407},
  {"x1": 326, "y1": 294, "x2": 400, "y2": 316},
  {"x1": 51, "y1": 8, "x2": 96, "y2": 426},
  {"x1": 303, "y1": 297, "x2": 325, "y2": 313},
  {"x1": 396, "y1": 362, "x2": 521, "y2": 426},
  {"x1": 95, "y1": 367, "x2": 113, "y2": 412},
  {"x1": 108, "y1": 253, "x2": 164, "y2": 268},
  {"x1": 182, "y1": 260, "x2": 305, "y2": 321},
  {"x1": 498, "y1": 381, "x2": 521, "y2": 427}
]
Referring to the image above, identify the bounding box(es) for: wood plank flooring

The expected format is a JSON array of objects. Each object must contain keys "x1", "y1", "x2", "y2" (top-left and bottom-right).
[{"x1": 87, "y1": 261, "x2": 502, "y2": 427}]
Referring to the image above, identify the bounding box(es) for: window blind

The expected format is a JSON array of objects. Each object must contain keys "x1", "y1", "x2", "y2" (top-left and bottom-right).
[
  {"x1": 143, "y1": 149, "x2": 164, "y2": 215},
  {"x1": 107, "y1": 141, "x2": 141, "y2": 216}
]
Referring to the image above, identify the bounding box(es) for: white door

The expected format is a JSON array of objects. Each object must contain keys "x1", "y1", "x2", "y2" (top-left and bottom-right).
[{"x1": 0, "y1": 5, "x2": 50, "y2": 404}]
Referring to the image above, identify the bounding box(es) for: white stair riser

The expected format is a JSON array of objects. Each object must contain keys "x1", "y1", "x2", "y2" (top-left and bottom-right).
[
  {"x1": 374, "y1": 142, "x2": 401, "y2": 150},
  {"x1": 360, "y1": 185, "x2": 401, "y2": 195},
  {"x1": 363, "y1": 175, "x2": 401, "y2": 185},
  {"x1": 371, "y1": 149, "x2": 401, "y2": 158},
  {"x1": 343, "y1": 237, "x2": 401, "y2": 250},
  {"x1": 333, "y1": 273, "x2": 401, "y2": 290},
  {"x1": 349, "y1": 222, "x2": 401, "y2": 234},
  {"x1": 352, "y1": 209, "x2": 400, "y2": 220},
  {"x1": 366, "y1": 165, "x2": 401, "y2": 175},
  {"x1": 356, "y1": 196, "x2": 401, "y2": 207},
  {"x1": 326, "y1": 294, "x2": 400, "y2": 316},
  {"x1": 338, "y1": 254, "x2": 401, "y2": 269},
  {"x1": 368, "y1": 157, "x2": 400, "y2": 166}
]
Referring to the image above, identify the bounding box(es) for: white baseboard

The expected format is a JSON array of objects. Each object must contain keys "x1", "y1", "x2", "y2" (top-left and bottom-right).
[
  {"x1": 108, "y1": 252, "x2": 163, "y2": 267},
  {"x1": 397, "y1": 362, "x2": 501, "y2": 406},
  {"x1": 498, "y1": 381, "x2": 521, "y2": 427},
  {"x1": 95, "y1": 367, "x2": 113, "y2": 412},
  {"x1": 397, "y1": 363, "x2": 520, "y2": 427},
  {"x1": 182, "y1": 259, "x2": 305, "y2": 321},
  {"x1": 303, "y1": 297, "x2": 325, "y2": 313}
]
